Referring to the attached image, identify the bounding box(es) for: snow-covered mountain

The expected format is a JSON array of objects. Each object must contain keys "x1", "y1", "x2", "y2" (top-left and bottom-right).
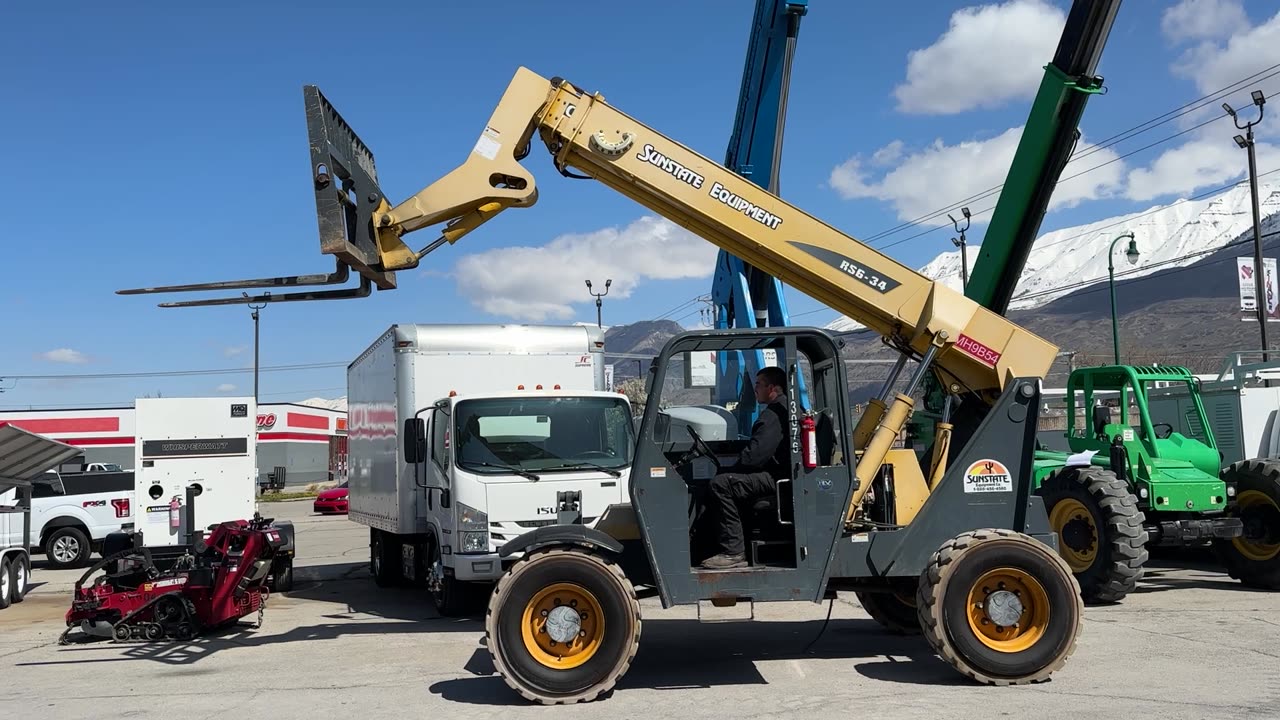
[
  {"x1": 826, "y1": 182, "x2": 1280, "y2": 333},
  {"x1": 298, "y1": 396, "x2": 347, "y2": 412}
]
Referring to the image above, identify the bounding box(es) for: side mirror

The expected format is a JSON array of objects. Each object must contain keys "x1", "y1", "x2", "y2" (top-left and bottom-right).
[{"x1": 404, "y1": 417, "x2": 426, "y2": 464}]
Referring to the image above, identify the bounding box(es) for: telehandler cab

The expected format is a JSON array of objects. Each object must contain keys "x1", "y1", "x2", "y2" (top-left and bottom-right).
[{"x1": 119, "y1": 67, "x2": 1092, "y2": 703}]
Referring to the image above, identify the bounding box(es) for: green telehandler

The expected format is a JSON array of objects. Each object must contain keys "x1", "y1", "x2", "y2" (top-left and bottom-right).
[{"x1": 1028, "y1": 364, "x2": 1280, "y2": 603}]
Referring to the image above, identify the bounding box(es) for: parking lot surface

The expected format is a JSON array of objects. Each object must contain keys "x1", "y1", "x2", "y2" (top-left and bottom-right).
[{"x1": 4, "y1": 501, "x2": 1279, "y2": 719}]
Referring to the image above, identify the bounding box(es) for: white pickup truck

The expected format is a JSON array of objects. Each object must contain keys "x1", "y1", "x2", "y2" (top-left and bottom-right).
[{"x1": 8, "y1": 470, "x2": 135, "y2": 569}]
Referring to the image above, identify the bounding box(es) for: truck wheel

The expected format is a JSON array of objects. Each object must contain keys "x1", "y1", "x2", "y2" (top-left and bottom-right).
[
  {"x1": 45, "y1": 526, "x2": 92, "y2": 569},
  {"x1": 855, "y1": 588, "x2": 921, "y2": 634},
  {"x1": 10, "y1": 554, "x2": 28, "y2": 604},
  {"x1": 1036, "y1": 466, "x2": 1147, "y2": 604},
  {"x1": 486, "y1": 547, "x2": 641, "y2": 705},
  {"x1": 0, "y1": 557, "x2": 11, "y2": 609},
  {"x1": 917, "y1": 528, "x2": 1083, "y2": 685},
  {"x1": 426, "y1": 537, "x2": 475, "y2": 617},
  {"x1": 370, "y1": 530, "x2": 401, "y2": 587},
  {"x1": 1214, "y1": 459, "x2": 1280, "y2": 589}
]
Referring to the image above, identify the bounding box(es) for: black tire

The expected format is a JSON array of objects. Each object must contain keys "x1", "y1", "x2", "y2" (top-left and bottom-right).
[
  {"x1": 855, "y1": 587, "x2": 921, "y2": 635},
  {"x1": 271, "y1": 556, "x2": 294, "y2": 593},
  {"x1": 917, "y1": 528, "x2": 1083, "y2": 685},
  {"x1": 1214, "y1": 459, "x2": 1280, "y2": 589},
  {"x1": 45, "y1": 526, "x2": 92, "y2": 569},
  {"x1": 370, "y1": 529, "x2": 401, "y2": 587},
  {"x1": 0, "y1": 557, "x2": 11, "y2": 610},
  {"x1": 1036, "y1": 465, "x2": 1147, "y2": 604},
  {"x1": 428, "y1": 535, "x2": 477, "y2": 617},
  {"x1": 9, "y1": 554, "x2": 28, "y2": 604},
  {"x1": 486, "y1": 547, "x2": 641, "y2": 705}
]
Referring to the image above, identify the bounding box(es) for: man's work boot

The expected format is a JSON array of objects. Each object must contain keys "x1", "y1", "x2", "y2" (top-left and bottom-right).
[{"x1": 700, "y1": 552, "x2": 747, "y2": 570}]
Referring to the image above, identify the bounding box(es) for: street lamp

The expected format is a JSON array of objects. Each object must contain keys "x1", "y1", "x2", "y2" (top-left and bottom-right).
[
  {"x1": 1225, "y1": 89, "x2": 1269, "y2": 362},
  {"x1": 950, "y1": 206, "x2": 971, "y2": 290},
  {"x1": 243, "y1": 292, "x2": 268, "y2": 404},
  {"x1": 1108, "y1": 232, "x2": 1139, "y2": 364},
  {"x1": 586, "y1": 278, "x2": 611, "y2": 328}
]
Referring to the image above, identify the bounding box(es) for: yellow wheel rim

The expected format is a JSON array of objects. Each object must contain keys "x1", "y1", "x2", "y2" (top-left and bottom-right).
[
  {"x1": 521, "y1": 582, "x2": 605, "y2": 670},
  {"x1": 1231, "y1": 490, "x2": 1280, "y2": 562},
  {"x1": 966, "y1": 567, "x2": 1050, "y2": 653},
  {"x1": 1048, "y1": 498, "x2": 1098, "y2": 572}
]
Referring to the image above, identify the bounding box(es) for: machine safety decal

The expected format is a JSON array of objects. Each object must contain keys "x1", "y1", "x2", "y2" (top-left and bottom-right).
[
  {"x1": 473, "y1": 126, "x2": 502, "y2": 161},
  {"x1": 788, "y1": 242, "x2": 902, "y2": 294},
  {"x1": 142, "y1": 577, "x2": 187, "y2": 592},
  {"x1": 649, "y1": 467, "x2": 666, "y2": 478},
  {"x1": 963, "y1": 459, "x2": 1013, "y2": 493}
]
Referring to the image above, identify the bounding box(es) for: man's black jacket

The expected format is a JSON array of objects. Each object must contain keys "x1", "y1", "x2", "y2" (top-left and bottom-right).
[{"x1": 729, "y1": 399, "x2": 791, "y2": 481}]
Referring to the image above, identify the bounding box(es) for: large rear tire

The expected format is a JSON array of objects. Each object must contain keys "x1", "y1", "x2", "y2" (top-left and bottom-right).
[
  {"x1": 1037, "y1": 465, "x2": 1147, "y2": 603},
  {"x1": 1214, "y1": 459, "x2": 1280, "y2": 589},
  {"x1": 486, "y1": 547, "x2": 640, "y2": 705},
  {"x1": 917, "y1": 529, "x2": 1083, "y2": 685},
  {"x1": 856, "y1": 586, "x2": 921, "y2": 635}
]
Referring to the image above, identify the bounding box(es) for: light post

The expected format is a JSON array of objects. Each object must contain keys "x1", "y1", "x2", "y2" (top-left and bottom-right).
[
  {"x1": 950, "y1": 206, "x2": 971, "y2": 290},
  {"x1": 1225, "y1": 90, "x2": 1269, "y2": 362},
  {"x1": 244, "y1": 293, "x2": 268, "y2": 404},
  {"x1": 1108, "y1": 232, "x2": 1139, "y2": 364},
  {"x1": 586, "y1": 278, "x2": 611, "y2": 328}
]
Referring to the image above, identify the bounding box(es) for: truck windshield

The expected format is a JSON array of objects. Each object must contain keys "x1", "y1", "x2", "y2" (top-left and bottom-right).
[{"x1": 453, "y1": 396, "x2": 633, "y2": 475}]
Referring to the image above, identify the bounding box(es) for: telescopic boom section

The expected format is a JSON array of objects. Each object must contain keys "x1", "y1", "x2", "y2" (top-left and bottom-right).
[{"x1": 369, "y1": 67, "x2": 1057, "y2": 398}]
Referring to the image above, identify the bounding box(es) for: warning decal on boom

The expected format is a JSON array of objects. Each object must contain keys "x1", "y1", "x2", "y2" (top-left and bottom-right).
[{"x1": 788, "y1": 242, "x2": 901, "y2": 294}]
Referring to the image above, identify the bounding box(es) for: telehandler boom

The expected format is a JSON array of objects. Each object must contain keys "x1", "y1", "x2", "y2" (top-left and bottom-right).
[{"x1": 120, "y1": 66, "x2": 1089, "y2": 703}]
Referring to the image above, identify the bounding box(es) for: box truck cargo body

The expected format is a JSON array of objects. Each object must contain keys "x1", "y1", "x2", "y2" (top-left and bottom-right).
[{"x1": 347, "y1": 324, "x2": 632, "y2": 615}]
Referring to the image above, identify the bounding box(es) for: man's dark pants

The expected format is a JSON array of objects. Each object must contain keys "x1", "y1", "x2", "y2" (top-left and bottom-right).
[{"x1": 707, "y1": 471, "x2": 777, "y2": 556}]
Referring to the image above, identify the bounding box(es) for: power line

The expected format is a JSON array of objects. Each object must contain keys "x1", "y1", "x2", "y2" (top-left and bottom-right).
[{"x1": 859, "y1": 64, "x2": 1280, "y2": 247}]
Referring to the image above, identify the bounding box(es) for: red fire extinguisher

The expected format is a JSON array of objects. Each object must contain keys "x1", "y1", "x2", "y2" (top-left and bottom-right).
[
  {"x1": 801, "y1": 414, "x2": 817, "y2": 469},
  {"x1": 169, "y1": 496, "x2": 181, "y2": 530}
]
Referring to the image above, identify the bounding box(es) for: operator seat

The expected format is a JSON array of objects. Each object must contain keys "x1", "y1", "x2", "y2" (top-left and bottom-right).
[{"x1": 743, "y1": 409, "x2": 838, "y2": 564}]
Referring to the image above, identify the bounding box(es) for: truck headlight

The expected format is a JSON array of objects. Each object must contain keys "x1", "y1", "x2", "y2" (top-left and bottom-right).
[
  {"x1": 457, "y1": 503, "x2": 488, "y2": 531},
  {"x1": 461, "y1": 531, "x2": 489, "y2": 553}
]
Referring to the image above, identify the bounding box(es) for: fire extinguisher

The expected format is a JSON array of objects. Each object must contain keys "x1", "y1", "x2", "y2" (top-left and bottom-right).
[
  {"x1": 801, "y1": 414, "x2": 817, "y2": 469},
  {"x1": 169, "y1": 495, "x2": 181, "y2": 530}
]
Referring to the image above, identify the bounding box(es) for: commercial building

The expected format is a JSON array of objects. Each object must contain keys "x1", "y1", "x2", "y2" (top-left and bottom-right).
[{"x1": 0, "y1": 402, "x2": 347, "y2": 489}]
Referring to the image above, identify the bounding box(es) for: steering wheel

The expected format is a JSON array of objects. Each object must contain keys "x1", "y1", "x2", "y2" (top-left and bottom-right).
[
  {"x1": 1153, "y1": 423, "x2": 1174, "y2": 439},
  {"x1": 685, "y1": 426, "x2": 721, "y2": 470}
]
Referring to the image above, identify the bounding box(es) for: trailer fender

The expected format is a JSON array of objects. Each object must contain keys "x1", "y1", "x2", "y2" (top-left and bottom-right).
[{"x1": 497, "y1": 524, "x2": 623, "y2": 560}]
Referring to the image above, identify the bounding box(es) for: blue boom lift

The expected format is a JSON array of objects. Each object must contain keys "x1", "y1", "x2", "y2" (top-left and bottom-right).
[{"x1": 712, "y1": 0, "x2": 809, "y2": 433}]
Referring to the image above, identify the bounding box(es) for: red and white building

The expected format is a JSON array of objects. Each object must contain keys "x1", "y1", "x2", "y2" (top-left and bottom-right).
[{"x1": 0, "y1": 402, "x2": 348, "y2": 488}]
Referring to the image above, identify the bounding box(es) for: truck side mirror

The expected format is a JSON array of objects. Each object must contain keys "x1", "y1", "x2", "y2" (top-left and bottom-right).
[{"x1": 404, "y1": 417, "x2": 426, "y2": 464}]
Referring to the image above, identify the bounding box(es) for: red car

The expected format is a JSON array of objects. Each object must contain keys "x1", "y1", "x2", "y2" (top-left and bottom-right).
[{"x1": 313, "y1": 481, "x2": 349, "y2": 514}]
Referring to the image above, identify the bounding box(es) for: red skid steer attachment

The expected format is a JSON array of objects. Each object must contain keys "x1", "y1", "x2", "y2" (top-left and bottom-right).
[{"x1": 60, "y1": 515, "x2": 289, "y2": 644}]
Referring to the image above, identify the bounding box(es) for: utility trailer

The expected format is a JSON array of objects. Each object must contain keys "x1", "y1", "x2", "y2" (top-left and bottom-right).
[
  {"x1": 0, "y1": 424, "x2": 82, "y2": 609},
  {"x1": 350, "y1": 323, "x2": 638, "y2": 615},
  {"x1": 100, "y1": 397, "x2": 295, "y2": 592}
]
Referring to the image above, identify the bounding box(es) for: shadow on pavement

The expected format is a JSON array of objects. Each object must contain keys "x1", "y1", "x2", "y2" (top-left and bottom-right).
[
  {"x1": 16, "y1": 564, "x2": 486, "y2": 668},
  {"x1": 429, "y1": 614, "x2": 964, "y2": 705},
  {"x1": 1130, "y1": 549, "x2": 1272, "y2": 595}
]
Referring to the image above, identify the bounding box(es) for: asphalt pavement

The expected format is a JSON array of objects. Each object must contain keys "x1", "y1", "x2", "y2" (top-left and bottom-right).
[{"x1": 3, "y1": 500, "x2": 1279, "y2": 720}]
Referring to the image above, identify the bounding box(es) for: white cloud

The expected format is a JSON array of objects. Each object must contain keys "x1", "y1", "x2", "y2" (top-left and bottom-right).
[
  {"x1": 1160, "y1": 0, "x2": 1251, "y2": 44},
  {"x1": 222, "y1": 345, "x2": 248, "y2": 357},
  {"x1": 892, "y1": 0, "x2": 1066, "y2": 114},
  {"x1": 829, "y1": 127, "x2": 1126, "y2": 224},
  {"x1": 1125, "y1": 132, "x2": 1280, "y2": 202},
  {"x1": 1167, "y1": 6, "x2": 1280, "y2": 97},
  {"x1": 37, "y1": 348, "x2": 88, "y2": 364},
  {"x1": 451, "y1": 216, "x2": 717, "y2": 321},
  {"x1": 215, "y1": 383, "x2": 237, "y2": 393}
]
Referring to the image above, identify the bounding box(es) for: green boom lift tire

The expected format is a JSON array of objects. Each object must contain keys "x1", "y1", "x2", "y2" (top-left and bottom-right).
[{"x1": 1036, "y1": 465, "x2": 1148, "y2": 604}]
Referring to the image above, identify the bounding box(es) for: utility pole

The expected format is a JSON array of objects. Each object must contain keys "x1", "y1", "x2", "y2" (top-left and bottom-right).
[
  {"x1": 244, "y1": 293, "x2": 268, "y2": 404},
  {"x1": 1225, "y1": 90, "x2": 1269, "y2": 364},
  {"x1": 585, "y1": 279, "x2": 611, "y2": 328},
  {"x1": 950, "y1": 206, "x2": 971, "y2": 290}
]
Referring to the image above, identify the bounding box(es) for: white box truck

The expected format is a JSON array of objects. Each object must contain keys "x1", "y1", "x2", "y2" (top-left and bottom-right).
[{"x1": 348, "y1": 324, "x2": 633, "y2": 615}]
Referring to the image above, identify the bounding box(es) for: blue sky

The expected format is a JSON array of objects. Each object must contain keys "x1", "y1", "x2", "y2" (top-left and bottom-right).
[{"x1": 3, "y1": 0, "x2": 1279, "y2": 409}]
